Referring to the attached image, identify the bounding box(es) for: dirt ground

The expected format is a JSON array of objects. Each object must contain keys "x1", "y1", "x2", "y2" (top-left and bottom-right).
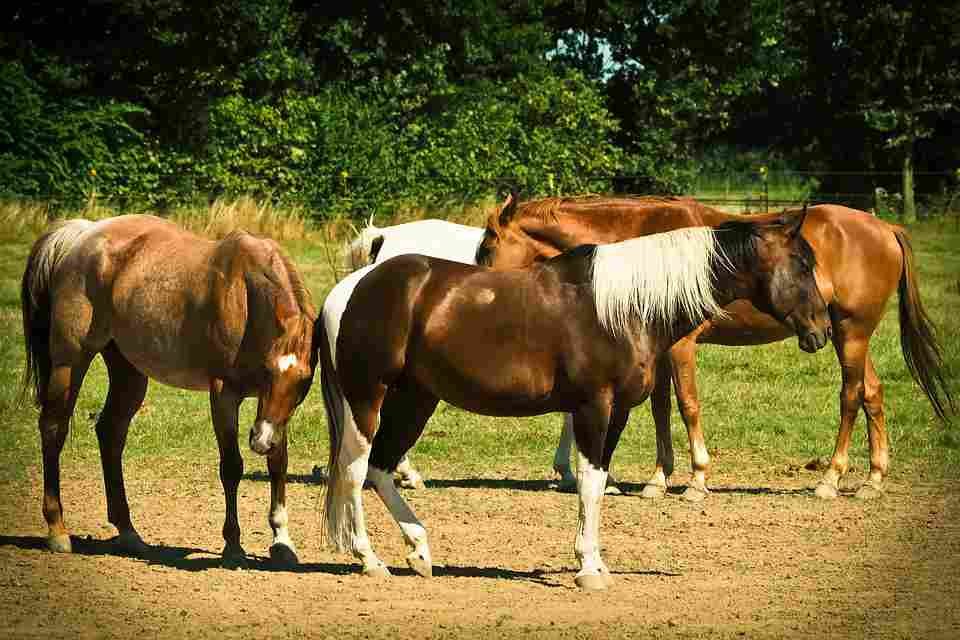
[{"x1": 1, "y1": 457, "x2": 958, "y2": 639}]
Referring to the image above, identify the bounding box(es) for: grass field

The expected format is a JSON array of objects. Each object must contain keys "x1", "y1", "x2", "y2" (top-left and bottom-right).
[{"x1": 0, "y1": 203, "x2": 957, "y2": 492}]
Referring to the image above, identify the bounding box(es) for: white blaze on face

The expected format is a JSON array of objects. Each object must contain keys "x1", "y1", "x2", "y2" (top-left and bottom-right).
[{"x1": 277, "y1": 354, "x2": 298, "y2": 373}]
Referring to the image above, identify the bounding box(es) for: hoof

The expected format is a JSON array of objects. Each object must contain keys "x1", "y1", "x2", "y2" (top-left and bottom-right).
[
  {"x1": 114, "y1": 531, "x2": 150, "y2": 557},
  {"x1": 574, "y1": 572, "x2": 609, "y2": 591},
  {"x1": 406, "y1": 551, "x2": 432, "y2": 577},
  {"x1": 222, "y1": 545, "x2": 248, "y2": 570},
  {"x1": 682, "y1": 486, "x2": 709, "y2": 503},
  {"x1": 814, "y1": 482, "x2": 839, "y2": 499},
  {"x1": 854, "y1": 483, "x2": 883, "y2": 501},
  {"x1": 47, "y1": 534, "x2": 72, "y2": 554},
  {"x1": 362, "y1": 563, "x2": 391, "y2": 579},
  {"x1": 640, "y1": 483, "x2": 666, "y2": 499},
  {"x1": 269, "y1": 542, "x2": 300, "y2": 568},
  {"x1": 398, "y1": 475, "x2": 425, "y2": 490},
  {"x1": 604, "y1": 483, "x2": 623, "y2": 496}
]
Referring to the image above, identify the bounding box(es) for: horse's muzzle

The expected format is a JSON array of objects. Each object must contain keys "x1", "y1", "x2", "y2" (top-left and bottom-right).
[{"x1": 798, "y1": 327, "x2": 831, "y2": 353}]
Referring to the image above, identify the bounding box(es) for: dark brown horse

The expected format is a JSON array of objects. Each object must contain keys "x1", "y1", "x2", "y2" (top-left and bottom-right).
[
  {"x1": 320, "y1": 213, "x2": 830, "y2": 589},
  {"x1": 476, "y1": 195, "x2": 954, "y2": 501},
  {"x1": 21, "y1": 215, "x2": 319, "y2": 567}
]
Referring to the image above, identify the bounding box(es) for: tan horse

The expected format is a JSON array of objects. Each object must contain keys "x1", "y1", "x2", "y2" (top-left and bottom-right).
[
  {"x1": 476, "y1": 195, "x2": 953, "y2": 500},
  {"x1": 21, "y1": 215, "x2": 319, "y2": 567}
]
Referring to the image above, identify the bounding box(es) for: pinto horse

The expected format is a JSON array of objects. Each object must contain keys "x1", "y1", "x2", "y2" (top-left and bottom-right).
[
  {"x1": 475, "y1": 195, "x2": 954, "y2": 501},
  {"x1": 320, "y1": 212, "x2": 830, "y2": 589},
  {"x1": 20, "y1": 215, "x2": 319, "y2": 566}
]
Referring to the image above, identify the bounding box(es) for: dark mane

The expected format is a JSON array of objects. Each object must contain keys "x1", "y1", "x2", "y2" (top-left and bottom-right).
[{"x1": 712, "y1": 218, "x2": 817, "y2": 274}]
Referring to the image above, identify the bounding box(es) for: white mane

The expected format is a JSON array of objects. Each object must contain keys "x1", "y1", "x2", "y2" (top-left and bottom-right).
[{"x1": 590, "y1": 227, "x2": 730, "y2": 338}]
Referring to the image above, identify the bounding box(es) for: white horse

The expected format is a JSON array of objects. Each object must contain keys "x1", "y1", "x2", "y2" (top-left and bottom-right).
[{"x1": 320, "y1": 216, "x2": 619, "y2": 492}]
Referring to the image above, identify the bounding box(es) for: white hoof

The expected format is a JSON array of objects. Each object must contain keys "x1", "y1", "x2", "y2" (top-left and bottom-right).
[
  {"x1": 47, "y1": 534, "x2": 72, "y2": 554},
  {"x1": 814, "y1": 482, "x2": 839, "y2": 499},
  {"x1": 640, "y1": 483, "x2": 666, "y2": 499},
  {"x1": 406, "y1": 550, "x2": 432, "y2": 577},
  {"x1": 854, "y1": 482, "x2": 883, "y2": 501},
  {"x1": 575, "y1": 572, "x2": 609, "y2": 591},
  {"x1": 398, "y1": 474, "x2": 425, "y2": 490},
  {"x1": 682, "y1": 485, "x2": 709, "y2": 503}
]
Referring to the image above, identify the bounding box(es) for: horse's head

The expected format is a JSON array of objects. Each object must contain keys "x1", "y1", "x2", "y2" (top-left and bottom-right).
[
  {"x1": 726, "y1": 207, "x2": 832, "y2": 353},
  {"x1": 248, "y1": 263, "x2": 320, "y2": 457},
  {"x1": 475, "y1": 191, "x2": 546, "y2": 269}
]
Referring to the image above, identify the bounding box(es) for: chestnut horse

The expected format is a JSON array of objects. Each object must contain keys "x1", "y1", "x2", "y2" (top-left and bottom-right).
[
  {"x1": 21, "y1": 215, "x2": 319, "y2": 566},
  {"x1": 320, "y1": 213, "x2": 830, "y2": 589},
  {"x1": 476, "y1": 195, "x2": 954, "y2": 501}
]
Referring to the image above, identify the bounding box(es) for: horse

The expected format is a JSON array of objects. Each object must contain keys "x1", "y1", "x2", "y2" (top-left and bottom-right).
[
  {"x1": 20, "y1": 215, "x2": 319, "y2": 567},
  {"x1": 475, "y1": 195, "x2": 954, "y2": 501},
  {"x1": 319, "y1": 211, "x2": 831, "y2": 589},
  {"x1": 326, "y1": 213, "x2": 623, "y2": 493}
]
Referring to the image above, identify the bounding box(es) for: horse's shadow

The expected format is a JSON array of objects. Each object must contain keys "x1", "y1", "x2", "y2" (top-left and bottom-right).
[
  {"x1": 243, "y1": 470, "x2": 815, "y2": 497},
  {"x1": 0, "y1": 534, "x2": 676, "y2": 584}
]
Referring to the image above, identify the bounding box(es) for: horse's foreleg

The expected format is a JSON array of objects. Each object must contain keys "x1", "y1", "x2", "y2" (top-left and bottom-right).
[
  {"x1": 39, "y1": 359, "x2": 92, "y2": 553},
  {"x1": 816, "y1": 323, "x2": 868, "y2": 499},
  {"x1": 571, "y1": 399, "x2": 614, "y2": 591},
  {"x1": 267, "y1": 433, "x2": 298, "y2": 567},
  {"x1": 857, "y1": 353, "x2": 889, "y2": 500},
  {"x1": 97, "y1": 343, "x2": 149, "y2": 556},
  {"x1": 210, "y1": 381, "x2": 246, "y2": 567},
  {"x1": 669, "y1": 339, "x2": 711, "y2": 502},
  {"x1": 642, "y1": 353, "x2": 675, "y2": 499},
  {"x1": 369, "y1": 381, "x2": 438, "y2": 577}
]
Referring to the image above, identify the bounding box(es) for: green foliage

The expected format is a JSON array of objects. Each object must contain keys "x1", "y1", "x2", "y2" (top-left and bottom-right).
[
  {"x1": 0, "y1": 62, "x2": 158, "y2": 206},
  {"x1": 194, "y1": 65, "x2": 625, "y2": 217}
]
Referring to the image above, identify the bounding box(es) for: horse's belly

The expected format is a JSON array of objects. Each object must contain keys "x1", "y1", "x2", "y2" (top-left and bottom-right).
[{"x1": 113, "y1": 334, "x2": 211, "y2": 391}]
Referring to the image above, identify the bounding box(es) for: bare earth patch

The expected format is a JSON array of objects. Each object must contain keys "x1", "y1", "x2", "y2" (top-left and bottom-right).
[{"x1": 1, "y1": 458, "x2": 958, "y2": 639}]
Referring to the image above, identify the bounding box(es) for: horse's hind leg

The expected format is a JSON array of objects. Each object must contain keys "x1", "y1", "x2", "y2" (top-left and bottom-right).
[
  {"x1": 856, "y1": 352, "x2": 888, "y2": 500},
  {"x1": 39, "y1": 358, "x2": 93, "y2": 553},
  {"x1": 209, "y1": 381, "x2": 246, "y2": 567},
  {"x1": 266, "y1": 432, "x2": 298, "y2": 567},
  {"x1": 816, "y1": 321, "x2": 871, "y2": 499},
  {"x1": 367, "y1": 379, "x2": 439, "y2": 578},
  {"x1": 97, "y1": 342, "x2": 149, "y2": 556}
]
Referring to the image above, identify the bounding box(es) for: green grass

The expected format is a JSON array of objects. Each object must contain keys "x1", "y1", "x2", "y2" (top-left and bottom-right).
[{"x1": 0, "y1": 206, "x2": 957, "y2": 487}]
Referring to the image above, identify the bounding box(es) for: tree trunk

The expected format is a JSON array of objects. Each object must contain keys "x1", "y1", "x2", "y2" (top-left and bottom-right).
[{"x1": 902, "y1": 143, "x2": 917, "y2": 222}]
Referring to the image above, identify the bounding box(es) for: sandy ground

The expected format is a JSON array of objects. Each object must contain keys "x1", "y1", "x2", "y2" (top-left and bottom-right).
[{"x1": 1, "y1": 457, "x2": 958, "y2": 639}]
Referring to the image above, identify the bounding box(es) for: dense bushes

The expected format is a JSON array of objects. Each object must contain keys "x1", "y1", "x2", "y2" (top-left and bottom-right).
[{"x1": 2, "y1": 61, "x2": 628, "y2": 218}]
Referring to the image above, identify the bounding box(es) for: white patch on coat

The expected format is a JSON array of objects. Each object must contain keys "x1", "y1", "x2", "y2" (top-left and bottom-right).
[{"x1": 277, "y1": 353, "x2": 298, "y2": 372}]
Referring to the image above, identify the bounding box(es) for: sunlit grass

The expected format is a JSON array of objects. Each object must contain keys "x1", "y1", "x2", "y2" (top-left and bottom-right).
[{"x1": 0, "y1": 200, "x2": 956, "y2": 490}]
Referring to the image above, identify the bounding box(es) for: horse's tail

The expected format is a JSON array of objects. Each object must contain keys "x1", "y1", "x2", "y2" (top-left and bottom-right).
[
  {"x1": 20, "y1": 219, "x2": 95, "y2": 407},
  {"x1": 317, "y1": 310, "x2": 352, "y2": 552},
  {"x1": 893, "y1": 227, "x2": 955, "y2": 422}
]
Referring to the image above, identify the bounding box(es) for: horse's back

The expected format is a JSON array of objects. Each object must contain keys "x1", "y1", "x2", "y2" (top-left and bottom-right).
[{"x1": 373, "y1": 219, "x2": 483, "y2": 264}]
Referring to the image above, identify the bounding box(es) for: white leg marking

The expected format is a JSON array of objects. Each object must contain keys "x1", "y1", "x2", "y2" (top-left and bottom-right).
[
  {"x1": 270, "y1": 505, "x2": 296, "y2": 551},
  {"x1": 368, "y1": 466, "x2": 432, "y2": 576},
  {"x1": 691, "y1": 440, "x2": 709, "y2": 490},
  {"x1": 575, "y1": 451, "x2": 609, "y2": 582}
]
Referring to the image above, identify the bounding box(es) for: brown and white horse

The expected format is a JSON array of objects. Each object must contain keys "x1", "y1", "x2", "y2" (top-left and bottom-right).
[
  {"x1": 21, "y1": 215, "x2": 319, "y2": 566},
  {"x1": 320, "y1": 212, "x2": 830, "y2": 589},
  {"x1": 475, "y1": 195, "x2": 954, "y2": 500}
]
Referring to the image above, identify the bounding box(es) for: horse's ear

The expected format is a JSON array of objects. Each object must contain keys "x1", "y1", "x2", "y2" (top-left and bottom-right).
[{"x1": 498, "y1": 188, "x2": 520, "y2": 226}]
